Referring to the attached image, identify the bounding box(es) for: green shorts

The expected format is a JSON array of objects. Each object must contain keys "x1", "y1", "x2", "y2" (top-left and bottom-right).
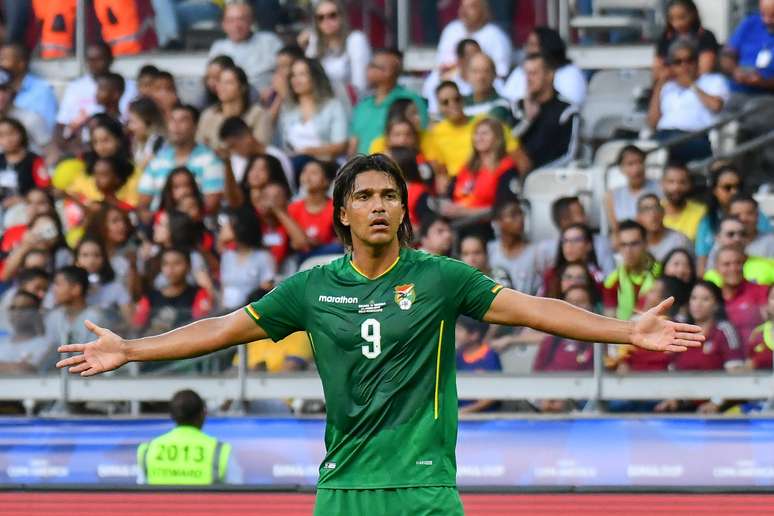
[{"x1": 313, "y1": 486, "x2": 463, "y2": 516}]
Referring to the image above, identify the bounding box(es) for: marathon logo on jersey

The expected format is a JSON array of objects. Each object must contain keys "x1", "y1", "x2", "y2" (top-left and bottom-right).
[
  {"x1": 323, "y1": 462, "x2": 336, "y2": 469},
  {"x1": 394, "y1": 284, "x2": 416, "y2": 311},
  {"x1": 318, "y1": 295, "x2": 359, "y2": 304}
]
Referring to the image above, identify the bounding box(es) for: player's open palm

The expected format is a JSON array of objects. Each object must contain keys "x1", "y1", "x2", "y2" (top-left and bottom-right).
[
  {"x1": 55, "y1": 320, "x2": 128, "y2": 376},
  {"x1": 631, "y1": 297, "x2": 705, "y2": 353}
]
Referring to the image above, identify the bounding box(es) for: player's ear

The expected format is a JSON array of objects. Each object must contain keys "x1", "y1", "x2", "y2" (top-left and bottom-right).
[{"x1": 339, "y1": 206, "x2": 350, "y2": 227}]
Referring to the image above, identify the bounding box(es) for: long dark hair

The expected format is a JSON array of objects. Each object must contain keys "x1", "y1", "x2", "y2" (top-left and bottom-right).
[
  {"x1": 83, "y1": 202, "x2": 134, "y2": 247},
  {"x1": 664, "y1": 0, "x2": 702, "y2": 35},
  {"x1": 240, "y1": 154, "x2": 289, "y2": 198},
  {"x1": 0, "y1": 117, "x2": 29, "y2": 149},
  {"x1": 287, "y1": 57, "x2": 334, "y2": 106},
  {"x1": 687, "y1": 280, "x2": 728, "y2": 323},
  {"x1": 218, "y1": 64, "x2": 251, "y2": 115},
  {"x1": 706, "y1": 164, "x2": 743, "y2": 233},
  {"x1": 85, "y1": 113, "x2": 132, "y2": 169},
  {"x1": 662, "y1": 247, "x2": 697, "y2": 285},
  {"x1": 159, "y1": 166, "x2": 205, "y2": 214},
  {"x1": 533, "y1": 26, "x2": 571, "y2": 67},
  {"x1": 74, "y1": 236, "x2": 116, "y2": 284},
  {"x1": 546, "y1": 260, "x2": 601, "y2": 304},
  {"x1": 332, "y1": 154, "x2": 413, "y2": 248}
]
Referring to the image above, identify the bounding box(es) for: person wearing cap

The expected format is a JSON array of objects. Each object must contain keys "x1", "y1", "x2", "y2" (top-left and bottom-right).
[
  {"x1": 0, "y1": 67, "x2": 51, "y2": 152},
  {"x1": 137, "y1": 389, "x2": 242, "y2": 485},
  {"x1": 0, "y1": 43, "x2": 58, "y2": 130}
]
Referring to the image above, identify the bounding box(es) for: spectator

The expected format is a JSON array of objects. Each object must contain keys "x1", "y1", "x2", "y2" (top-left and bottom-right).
[
  {"x1": 436, "y1": 0, "x2": 512, "y2": 78},
  {"x1": 44, "y1": 266, "x2": 103, "y2": 350},
  {"x1": 604, "y1": 145, "x2": 662, "y2": 235},
  {"x1": 512, "y1": 53, "x2": 578, "y2": 173},
  {"x1": 418, "y1": 214, "x2": 453, "y2": 256},
  {"x1": 250, "y1": 181, "x2": 308, "y2": 266},
  {"x1": 695, "y1": 164, "x2": 772, "y2": 273},
  {"x1": 462, "y1": 52, "x2": 512, "y2": 123},
  {"x1": 208, "y1": 1, "x2": 283, "y2": 90},
  {"x1": 200, "y1": 55, "x2": 235, "y2": 110},
  {"x1": 1, "y1": 211, "x2": 71, "y2": 283},
  {"x1": 648, "y1": 37, "x2": 729, "y2": 163},
  {"x1": 0, "y1": 118, "x2": 49, "y2": 211},
  {"x1": 73, "y1": 236, "x2": 132, "y2": 326},
  {"x1": 152, "y1": 0, "x2": 222, "y2": 50},
  {"x1": 261, "y1": 45, "x2": 305, "y2": 123},
  {"x1": 487, "y1": 197, "x2": 542, "y2": 295},
  {"x1": 197, "y1": 64, "x2": 271, "y2": 153},
  {"x1": 83, "y1": 202, "x2": 136, "y2": 285},
  {"x1": 537, "y1": 196, "x2": 616, "y2": 275},
  {"x1": 653, "y1": 0, "x2": 719, "y2": 79},
  {"x1": 149, "y1": 71, "x2": 180, "y2": 120},
  {"x1": 543, "y1": 223, "x2": 606, "y2": 297},
  {"x1": 747, "y1": 285, "x2": 774, "y2": 370},
  {"x1": 0, "y1": 267, "x2": 50, "y2": 320},
  {"x1": 95, "y1": 72, "x2": 126, "y2": 123},
  {"x1": 158, "y1": 167, "x2": 204, "y2": 216},
  {"x1": 386, "y1": 146, "x2": 432, "y2": 231},
  {"x1": 715, "y1": 244, "x2": 768, "y2": 345},
  {"x1": 85, "y1": 155, "x2": 138, "y2": 212},
  {"x1": 423, "y1": 38, "x2": 487, "y2": 119},
  {"x1": 137, "y1": 389, "x2": 241, "y2": 484},
  {"x1": 218, "y1": 205, "x2": 275, "y2": 309},
  {"x1": 127, "y1": 97, "x2": 167, "y2": 172},
  {"x1": 503, "y1": 26, "x2": 587, "y2": 106},
  {"x1": 220, "y1": 117, "x2": 293, "y2": 188},
  {"x1": 455, "y1": 315, "x2": 501, "y2": 414},
  {"x1": 636, "y1": 193, "x2": 692, "y2": 262},
  {"x1": 136, "y1": 65, "x2": 161, "y2": 98},
  {"x1": 728, "y1": 194, "x2": 774, "y2": 259},
  {"x1": 603, "y1": 220, "x2": 660, "y2": 320},
  {"x1": 367, "y1": 98, "x2": 437, "y2": 158},
  {"x1": 720, "y1": 0, "x2": 774, "y2": 96},
  {"x1": 0, "y1": 43, "x2": 59, "y2": 130},
  {"x1": 239, "y1": 153, "x2": 291, "y2": 202},
  {"x1": 662, "y1": 247, "x2": 697, "y2": 285},
  {"x1": 543, "y1": 261, "x2": 602, "y2": 306},
  {"x1": 139, "y1": 105, "x2": 224, "y2": 214},
  {"x1": 459, "y1": 233, "x2": 512, "y2": 288},
  {"x1": 427, "y1": 81, "x2": 518, "y2": 180},
  {"x1": 661, "y1": 162, "x2": 706, "y2": 241},
  {"x1": 349, "y1": 48, "x2": 428, "y2": 155},
  {"x1": 287, "y1": 159, "x2": 338, "y2": 254},
  {"x1": 0, "y1": 67, "x2": 51, "y2": 152},
  {"x1": 55, "y1": 43, "x2": 138, "y2": 145},
  {"x1": 0, "y1": 188, "x2": 57, "y2": 262},
  {"x1": 277, "y1": 57, "x2": 348, "y2": 173},
  {"x1": 304, "y1": 0, "x2": 371, "y2": 95},
  {"x1": 0, "y1": 290, "x2": 50, "y2": 374},
  {"x1": 133, "y1": 248, "x2": 212, "y2": 334}
]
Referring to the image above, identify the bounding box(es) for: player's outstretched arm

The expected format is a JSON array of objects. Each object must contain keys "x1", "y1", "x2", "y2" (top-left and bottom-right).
[
  {"x1": 483, "y1": 288, "x2": 704, "y2": 352},
  {"x1": 56, "y1": 309, "x2": 267, "y2": 376}
]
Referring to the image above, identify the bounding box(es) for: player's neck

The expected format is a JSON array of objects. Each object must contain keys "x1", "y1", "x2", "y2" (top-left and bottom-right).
[{"x1": 350, "y1": 240, "x2": 401, "y2": 279}]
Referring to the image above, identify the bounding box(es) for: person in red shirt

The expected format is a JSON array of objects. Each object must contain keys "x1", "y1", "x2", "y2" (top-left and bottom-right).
[
  {"x1": 387, "y1": 146, "x2": 431, "y2": 232},
  {"x1": 250, "y1": 181, "x2": 307, "y2": 266},
  {"x1": 287, "y1": 159, "x2": 338, "y2": 254},
  {"x1": 441, "y1": 117, "x2": 517, "y2": 219},
  {"x1": 717, "y1": 244, "x2": 768, "y2": 346},
  {"x1": 0, "y1": 117, "x2": 48, "y2": 210},
  {"x1": 746, "y1": 285, "x2": 774, "y2": 370},
  {"x1": 656, "y1": 280, "x2": 744, "y2": 414}
]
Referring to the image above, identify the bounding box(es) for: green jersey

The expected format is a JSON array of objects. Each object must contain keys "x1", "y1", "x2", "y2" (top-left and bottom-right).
[{"x1": 245, "y1": 247, "x2": 502, "y2": 490}]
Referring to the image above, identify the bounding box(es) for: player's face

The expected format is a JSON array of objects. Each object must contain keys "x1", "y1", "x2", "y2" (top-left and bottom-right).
[{"x1": 340, "y1": 170, "x2": 405, "y2": 248}]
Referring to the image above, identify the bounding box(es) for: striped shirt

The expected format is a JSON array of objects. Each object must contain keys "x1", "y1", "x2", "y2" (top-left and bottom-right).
[{"x1": 139, "y1": 143, "x2": 224, "y2": 205}]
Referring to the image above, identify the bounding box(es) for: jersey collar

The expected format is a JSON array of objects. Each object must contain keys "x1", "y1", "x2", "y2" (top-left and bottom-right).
[{"x1": 349, "y1": 250, "x2": 402, "y2": 280}]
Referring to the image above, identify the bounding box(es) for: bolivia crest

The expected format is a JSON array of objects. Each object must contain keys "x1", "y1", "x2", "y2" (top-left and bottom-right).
[{"x1": 394, "y1": 283, "x2": 416, "y2": 311}]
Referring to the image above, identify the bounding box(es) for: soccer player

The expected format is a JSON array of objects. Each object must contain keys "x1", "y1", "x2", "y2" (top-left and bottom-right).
[{"x1": 57, "y1": 154, "x2": 704, "y2": 515}]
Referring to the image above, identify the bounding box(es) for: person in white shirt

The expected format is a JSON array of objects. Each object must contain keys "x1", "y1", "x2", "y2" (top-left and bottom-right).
[
  {"x1": 54, "y1": 42, "x2": 137, "y2": 142},
  {"x1": 208, "y1": 1, "x2": 283, "y2": 91},
  {"x1": 436, "y1": 0, "x2": 512, "y2": 78},
  {"x1": 648, "y1": 36, "x2": 729, "y2": 163},
  {"x1": 503, "y1": 26, "x2": 587, "y2": 106},
  {"x1": 303, "y1": 0, "x2": 371, "y2": 96}
]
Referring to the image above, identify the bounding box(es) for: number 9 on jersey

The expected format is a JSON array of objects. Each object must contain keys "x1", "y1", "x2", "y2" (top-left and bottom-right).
[{"x1": 361, "y1": 319, "x2": 381, "y2": 359}]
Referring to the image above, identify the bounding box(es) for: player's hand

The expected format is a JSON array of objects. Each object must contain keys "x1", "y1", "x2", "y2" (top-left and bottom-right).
[
  {"x1": 55, "y1": 320, "x2": 129, "y2": 376},
  {"x1": 631, "y1": 297, "x2": 705, "y2": 353}
]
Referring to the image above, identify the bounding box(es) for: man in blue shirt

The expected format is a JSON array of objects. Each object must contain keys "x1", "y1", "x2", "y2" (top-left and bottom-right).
[
  {"x1": 721, "y1": 0, "x2": 774, "y2": 95},
  {"x1": 348, "y1": 48, "x2": 428, "y2": 155},
  {"x1": 0, "y1": 43, "x2": 58, "y2": 130}
]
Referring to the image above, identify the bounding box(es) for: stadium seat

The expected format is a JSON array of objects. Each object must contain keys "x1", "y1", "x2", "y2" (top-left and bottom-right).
[
  {"x1": 581, "y1": 69, "x2": 652, "y2": 141},
  {"x1": 570, "y1": 0, "x2": 662, "y2": 41},
  {"x1": 523, "y1": 168, "x2": 594, "y2": 240}
]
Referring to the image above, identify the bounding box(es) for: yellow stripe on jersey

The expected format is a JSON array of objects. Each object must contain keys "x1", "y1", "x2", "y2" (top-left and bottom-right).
[
  {"x1": 434, "y1": 320, "x2": 445, "y2": 420},
  {"x1": 245, "y1": 304, "x2": 261, "y2": 323},
  {"x1": 491, "y1": 284, "x2": 504, "y2": 294},
  {"x1": 349, "y1": 254, "x2": 401, "y2": 280}
]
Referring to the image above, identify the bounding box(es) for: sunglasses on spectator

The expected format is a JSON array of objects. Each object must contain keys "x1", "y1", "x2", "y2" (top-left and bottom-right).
[
  {"x1": 637, "y1": 203, "x2": 662, "y2": 213},
  {"x1": 561, "y1": 272, "x2": 587, "y2": 282},
  {"x1": 439, "y1": 95, "x2": 462, "y2": 106},
  {"x1": 723, "y1": 230, "x2": 747, "y2": 239},
  {"x1": 719, "y1": 183, "x2": 740, "y2": 192},
  {"x1": 671, "y1": 57, "x2": 696, "y2": 66},
  {"x1": 561, "y1": 236, "x2": 587, "y2": 245},
  {"x1": 316, "y1": 11, "x2": 339, "y2": 22}
]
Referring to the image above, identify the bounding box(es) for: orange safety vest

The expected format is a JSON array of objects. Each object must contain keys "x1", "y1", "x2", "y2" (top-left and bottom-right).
[
  {"x1": 33, "y1": 0, "x2": 77, "y2": 59},
  {"x1": 93, "y1": 0, "x2": 157, "y2": 56}
]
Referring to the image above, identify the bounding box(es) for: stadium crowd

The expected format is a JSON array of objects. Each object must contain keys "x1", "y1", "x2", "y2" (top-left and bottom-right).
[{"x1": 1, "y1": 0, "x2": 774, "y2": 416}]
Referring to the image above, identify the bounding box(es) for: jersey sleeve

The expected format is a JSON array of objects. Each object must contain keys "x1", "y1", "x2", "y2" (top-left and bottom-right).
[
  {"x1": 439, "y1": 257, "x2": 503, "y2": 320},
  {"x1": 244, "y1": 270, "x2": 310, "y2": 341}
]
